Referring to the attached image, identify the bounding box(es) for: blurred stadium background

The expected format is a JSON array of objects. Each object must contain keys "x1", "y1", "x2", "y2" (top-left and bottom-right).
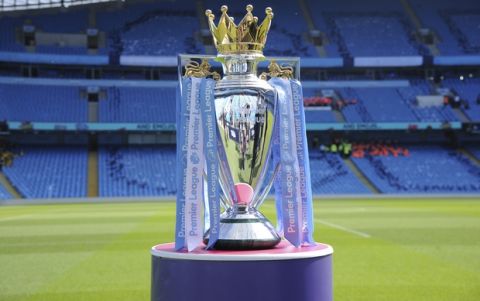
[{"x1": 0, "y1": 0, "x2": 479, "y2": 300}]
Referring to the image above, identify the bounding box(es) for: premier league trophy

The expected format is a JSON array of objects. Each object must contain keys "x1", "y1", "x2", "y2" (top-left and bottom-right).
[
  {"x1": 201, "y1": 4, "x2": 280, "y2": 250},
  {"x1": 151, "y1": 5, "x2": 333, "y2": 301}
]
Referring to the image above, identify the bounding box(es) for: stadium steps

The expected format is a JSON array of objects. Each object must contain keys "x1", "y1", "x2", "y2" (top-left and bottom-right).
[
  {"x1": 343, "y1": 158, "x2": 380, "y2": 194},
  {"x1": 87, "y1": 149, "x2": 99, "y2": 197},
  {"x1": 88, "y1": 102, "x2": 98, "y2": 122},
  {"x1": 460, "y1": 148, "x2": 480, "y2": 167},
  {"x1": 0, "y1": 171, "x2": 22, "y2": 199},
  {"x1": 298, "y1": 0, "x2": 328, "y2": 57},
  {"x1": 400, "y1": 0, "x2": 440, "y2": 56},
  {"x1": 334, "y1": 110, "x2": 347, "y2": 123},
  {"x1": 88, "y1": 7, "x2": 96, "y2": 27},
  {"x1": 452, "y1": 108, "x2": 471, "y2": 122}
]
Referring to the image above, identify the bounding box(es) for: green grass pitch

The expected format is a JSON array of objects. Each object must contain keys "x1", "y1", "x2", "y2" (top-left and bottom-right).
[{"x1": 1, "y1": 199, "x2": 479, "y2": 301}]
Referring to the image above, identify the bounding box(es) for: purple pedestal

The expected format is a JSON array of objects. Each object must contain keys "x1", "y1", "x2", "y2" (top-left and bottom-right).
[{"x1": 151, "y1": 241, "x2": 333, "y2": 301}]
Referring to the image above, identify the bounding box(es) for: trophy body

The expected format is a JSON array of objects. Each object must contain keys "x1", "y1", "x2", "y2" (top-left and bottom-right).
[
  {"x1": 196, "y1": 5, "x2": 283, "y2": 250},
  {"x1": 205, "y1": 53, "x2": 280, "y2": 249}
]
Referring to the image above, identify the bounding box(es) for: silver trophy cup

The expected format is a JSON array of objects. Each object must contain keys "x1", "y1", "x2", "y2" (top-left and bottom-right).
[
  {"x1": 198, "y1": 5, "x2": 288, "y2": 250},
  {"x1": 203, "y1": 52, "x2": 281, "y2": 249}
]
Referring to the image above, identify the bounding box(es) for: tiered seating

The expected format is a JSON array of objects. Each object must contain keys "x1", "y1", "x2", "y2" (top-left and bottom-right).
[
  {"x1": 338, "y1": 88, "x2": 370, "y2": 122},
  {"x1": 2, "y1": 144, "x2": 479, "y2": 198},
  {"x1": 409, "y1": 0, "x2": 480, "y2": 55},
  {"x1": 308, "y1": 0, "x2": 425, "y2": 57},
  {"x1": 99, "y1": 147, "x2": 372, "y2": 196},
  {"x1": 468, "y1": 146, "x2": 480, "y2": 160},
  {"x1": 0, "y1": 83, "x2": 87, "y2": 122},
  {"x1": 442, "y1": 78, "x2": 480, "y2": 121},
  {"x1": 31, "y1": 11, "x2": 90, "y2": 54},
  {"x1": 0, "y1": 18, "x2": 25, "y2": 52},
  {"x1": 0, "y1": 184, "x2": 12, "y2": 200},
  {"x1": 305, "y1": 110, "x2": 338, "y2": 123},
  {"x1": 309, "y1": 151, "x2": 370, "y2": 194},
  {"x1": 2, "y1": 0, "x2": 479, "y2": 58},
  {"x1": 0, "y1": 1, "x2": 202, "y2": 56},
  {"x1": 96, "y1": 2, "x2": 203, "y2": 56},
  {"x1": 334, "y1": 14, "x2": 421, "y2": 57},
  {"x1": 0, "y1": 10, "x2": 92, "y2": 55},
  {"x1": 98, "y1": 87, "x2": 176, "y2": 123},
  {"x1": 396, "y1": 81, "x2": 458, "y2": 122},
  {"x1": 98, "y1": 146, "x2": 176, "y2": 197},
  {"x1": 3, "y1": 146, "x2": 88, "y2": 198},
  {"x1": 352, "y1": 145, "x2": 480, "y2": 193},
  {"x1": 342, "y1": 87, "x2": 417, "y2": 122},
  {"x1": 335, "y1": 84, "x2": 458, "y2": 123}
]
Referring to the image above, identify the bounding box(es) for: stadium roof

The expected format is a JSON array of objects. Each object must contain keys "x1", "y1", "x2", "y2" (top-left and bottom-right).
[{"x1": 0, "y1": 0, "x2": 118, "y2": 12}]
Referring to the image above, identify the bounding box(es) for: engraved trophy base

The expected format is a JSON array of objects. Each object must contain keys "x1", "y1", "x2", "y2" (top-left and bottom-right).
[{"x1": 204, "y1": 208, "x2": 281, "y2": 250}]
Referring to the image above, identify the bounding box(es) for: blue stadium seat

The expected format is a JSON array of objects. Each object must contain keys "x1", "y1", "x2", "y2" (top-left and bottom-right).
[
  {"x1": 352, "y1": 145, "x2": 480, "y2": 193},
  {"x1": 309, "y1": 150, "x2": 371, "y2": 194},
  {"x1": 0, "y1": 184, "x2": 12, "y2": 200},
  {"x1": 409, "y1": 0, "x2": 480, "y2": 55},
  {"x1": 468, "y1": 146, "x2": 480, "y2": 160},
  {"x1": 98, "y1": 145, "x2": 176, "y2": 197},
  {"x1": 305, "y1": 110, "x2": 338, "y2": 123},
  {"x1": 341, "y1": 87, "x2": 418, "y2": 122},
  {"x1": 0, "y1": 83, "x2": 88, "y2": 122},
  {"x1": 96, "y1": 2, "x2": 203, "y2": 56},
  {"x1": 3, "y1": 146, "x2": 88, "y2": 198},
  {"x1": 98, "y1": 86, "x2": 176, "y2": 123},
  {"x1": 442, "y1": 78, "x2": 480, "y2": 121},
  {"x1": 396, "y1": 80, "x2": 458, "y2": 122},
  {"x1": 307, "y1": 0, "x2": 426, "y2": 57}
]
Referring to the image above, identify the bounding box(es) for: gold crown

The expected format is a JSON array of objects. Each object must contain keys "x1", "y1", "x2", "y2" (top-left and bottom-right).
[{"x1": 205, "y1": 4, "x2": 273, "y2": 55}]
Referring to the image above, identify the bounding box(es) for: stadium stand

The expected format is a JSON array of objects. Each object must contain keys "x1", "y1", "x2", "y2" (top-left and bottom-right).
[
  {"x1": 2, "y1": 146, "x2": 88, "y2": 198},
  {"x1": 442, "y1": 78, "x2": 480, "y2": 121},
  {"x1": 468, "y1": 147, "x2": 480, "y2": 160},
  {"x1": 99, "y1": 86, "x2": 176, "y2": 123},
  {"x1": 0, "y1": 1, "x2": 203, "y2": 57},
  {"x1": 307, "y1": 0, "x2": 426, "y2": 57},
  {"x1": 1, "y1": 0, "x2": 479, "y2": 60},
  {"x1": 0, "y1": 18, "x2": 26, "y2": 52},
  {"x1": 0, "y1": 0, "x2": 479, "y2": 200},
  {"x1": 31, "y1": 10, "x2": 90, "y2": 55},
  {"x1": 0, "y1": 10, "x2": 93, "y2": 55},
  {"x1": 340, "y1": 87, "x2": 417, "y2": 122},
  {"x1": 309, "y1": 151, "x2": 370, "y2": 194},
  {"x1": 304, "y1": 109, "x2": 338, "y2": 123},
  {"x1": 98, "y1": 145, "x2": 176, "y2": 197},
  {"x1": 0, "y1": 184, "x2": 12, "y2": 200},
  {"x1": 0, "y1": 143, "x2": 478, "y2": 198},
  {"x1": 319, "y1": 82, "x2": 461, "y2": 123},
  {"x1": 0, "y1": 83, "x2": 88, "y2": 122},
  {"x1": 409, "y1": 0, "x2": 480, "y2": 55},
  {"x1": 352, "y1": 145, "x2": 480, "y2": 193},
  {"x1": 397, "y1": 80, "x2": 458, "y2": 122},
  {"x1": 97, "y1": 6, "x2": 203, "y2": 56}
]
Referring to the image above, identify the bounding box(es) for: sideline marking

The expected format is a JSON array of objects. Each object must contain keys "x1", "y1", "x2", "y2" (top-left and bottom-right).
[{"x1": 315, "y1": 218, "x2": 371, "y2": 238}]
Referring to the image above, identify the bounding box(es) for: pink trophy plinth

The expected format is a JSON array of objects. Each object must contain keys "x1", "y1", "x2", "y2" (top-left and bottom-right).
[{"x1": 151, "y1": 241, "x2": 333, "y2": 301}]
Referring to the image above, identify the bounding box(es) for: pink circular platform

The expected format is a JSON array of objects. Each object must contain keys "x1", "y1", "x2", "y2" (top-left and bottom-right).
[
  {"x1": 151, "y1": 240, "x2": 334, "y2": 301},
  {"x1": 151, "y1": 240, "x2": 333, "y2": 261}
]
